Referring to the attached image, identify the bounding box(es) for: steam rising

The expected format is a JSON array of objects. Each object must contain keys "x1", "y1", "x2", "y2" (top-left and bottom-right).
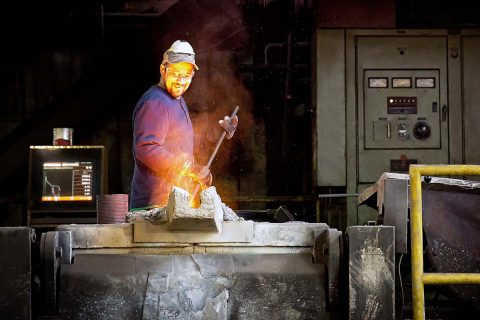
[{"x1": 151, "y1": 1, "x2": 256, "y2": 202}]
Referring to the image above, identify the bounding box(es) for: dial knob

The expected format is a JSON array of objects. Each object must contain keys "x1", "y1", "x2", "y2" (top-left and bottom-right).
[
  {"x1": 398, "y1": 123, "x2": 408, "y2": 138},
  {"x1": 413, "y1": 121, "x2": 431, "y2": 140}
]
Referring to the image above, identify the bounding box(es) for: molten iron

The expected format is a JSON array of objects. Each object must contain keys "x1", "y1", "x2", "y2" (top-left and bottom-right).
[{"x1": 175, "y1": 167, "x2": 207, "y2": 208}]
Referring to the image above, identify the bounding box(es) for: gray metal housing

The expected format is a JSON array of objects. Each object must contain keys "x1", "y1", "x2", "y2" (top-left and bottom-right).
[{"x1": 314, "y1": 28, "x2": 480, "y2": 225}]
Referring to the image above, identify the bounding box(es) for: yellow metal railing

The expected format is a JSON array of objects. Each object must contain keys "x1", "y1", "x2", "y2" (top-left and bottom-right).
[{"x1": 409, "y1": 165, "x2": 480, "y2": 320}]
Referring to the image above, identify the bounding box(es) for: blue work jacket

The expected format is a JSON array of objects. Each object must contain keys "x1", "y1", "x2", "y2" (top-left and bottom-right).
[{"x1": 130, "y1": 85, "x2": 193, "y2": 209}]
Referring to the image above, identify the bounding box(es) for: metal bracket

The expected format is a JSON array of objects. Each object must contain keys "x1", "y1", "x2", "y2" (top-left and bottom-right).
[
  {"x1": 40, "y1": 231, "x2": 72, "y2": 315},
  {"x1": 313, "y1": 228, "x2": 342, "y2": 310}
]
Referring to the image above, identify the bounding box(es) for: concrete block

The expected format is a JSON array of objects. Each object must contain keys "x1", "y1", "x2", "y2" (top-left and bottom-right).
[
  {"x1": 57, "y1": 223, "x2": 133, "y2": 248},
  {"x1": 167, "y1": 186, "x2": 223, "y2": 232},
  {"x1": 133, "y1": 220, "x2": 253, "y2": 243}
]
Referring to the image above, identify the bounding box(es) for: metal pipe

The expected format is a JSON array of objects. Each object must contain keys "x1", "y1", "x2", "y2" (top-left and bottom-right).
[
  {"x1": 317, "y1": 193, "x2": 359, "y2": 198},
  {"x1": 223, "y1": 195, "x2": 316, "y2": 202},
  {"x1": 190, "y1": 106, "x2": 240, "y2": 204},
  {"x1": 264, "y1": 41, "x2": 310, "y2": 65},
  {"x1": 409, "y1": 165, "x2": 425, "y2": 320},
  {"x1": 413, "y1": 164, "x2": 480, "y2": 176},
  {"x1": 423, "y1": 273, "x2": 480, "y2": 285},
  {"x1": 264, "y1": 42, "x2": 285, "y2": 65},
  {"x1": 206, "y1": 105, "x2": 240, "y2": 168},
  {"x1": 409, "y1": 164, "x2": 480, "y2": 320},
  {"x1": 281, "y1": 33, "x2": 294, "y2": 158}
]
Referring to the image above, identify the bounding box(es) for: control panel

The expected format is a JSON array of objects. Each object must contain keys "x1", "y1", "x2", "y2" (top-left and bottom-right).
[{"x1": 364, "y1": 69, "x2": 441, "y2": 150}]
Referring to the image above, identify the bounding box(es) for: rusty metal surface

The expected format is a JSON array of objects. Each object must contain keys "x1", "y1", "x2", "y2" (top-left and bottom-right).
[
  {"x1": 358, "y1": 171, "x2": 480, "y2": 316},
  {"x1": 0, "y1": 227, "x2": 33, "y2": 320},
  {"x1": 59, "y1": 253, "x2": 326, "y2": 319},
  {"x1": 358, "y1": 172, "x2": 480, "y2": 208},
  {"x1": 383, "y1": 178, "x2": 409, "y2": 253},
  {"x1": 58, "y1": 221, "x2": 330, "y2": 248},
  {"x1": 347, "y1": 226, "x2": 395, "y2": 320},
  {"x1": 313, "y1": 228, "x2": 343, "y2": 311},
  {"x1": 40, "y1": 230, "x2": 73, "y2": 316},
  {"x1": 422, "y1": 188, "x2": 480, "y2": 307}
]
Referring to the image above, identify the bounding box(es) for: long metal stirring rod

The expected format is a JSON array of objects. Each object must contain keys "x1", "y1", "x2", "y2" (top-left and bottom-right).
[{"x1": 190, "y1": 105, "x2": 240, "y2": 204}]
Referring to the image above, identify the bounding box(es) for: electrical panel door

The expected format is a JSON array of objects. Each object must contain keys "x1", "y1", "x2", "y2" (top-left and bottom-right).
[{"x1": 356, "y1": 36, "x2": 449, "y2": 183}]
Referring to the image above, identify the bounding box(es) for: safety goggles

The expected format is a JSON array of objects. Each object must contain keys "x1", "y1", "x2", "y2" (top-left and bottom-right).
[{"x1": 166, "y1": 67, "x2": 194, "y2": 81}]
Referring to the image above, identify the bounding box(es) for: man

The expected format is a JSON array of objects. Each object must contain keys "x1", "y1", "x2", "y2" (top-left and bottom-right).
[{"x1": 130, "y1": 40, "x2": 238, "y2": 210}]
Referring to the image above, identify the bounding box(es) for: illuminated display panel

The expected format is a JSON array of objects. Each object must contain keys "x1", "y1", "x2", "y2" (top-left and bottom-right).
[
  {"x1": 392, "y1": 78, "x2": 412, "y2": 88},
  {"x1": 42, "y1": 161, "x2": 93, "y2": 201},
  {"x1": 415, "y1": 77, "x2": 435, "y2": 88},
  {"x1": 28, "y1": 146, "x2": 105, "y2": 212},
  {"x1": 368, "y1": 77, "x2": 388, "y2": 88}
]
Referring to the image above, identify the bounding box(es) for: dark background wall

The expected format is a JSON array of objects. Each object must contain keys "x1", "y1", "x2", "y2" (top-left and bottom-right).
[{"x1": 0, "y1": 0, "x2": 479, "y2": 226}]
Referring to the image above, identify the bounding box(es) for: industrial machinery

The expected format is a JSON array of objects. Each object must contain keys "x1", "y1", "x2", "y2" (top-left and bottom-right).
[
  {"x1": 1, "y1": 184, "x2": 396, "y2": 319},
  {"x1": 357, "y1": 168, "x2": 480, "y2": 319},
  {"x1": 314, "y1": 28, "x2": 480, "y2": 226},
  {"x1": 2, "y1": 220, "x2": 348, "y2": 319},
  {"x1": 3, "y1": 26, "x2": 480, "y2": 319},
  {"x1": 3, "y1": 167, "x2": 480, "y2": 319}
]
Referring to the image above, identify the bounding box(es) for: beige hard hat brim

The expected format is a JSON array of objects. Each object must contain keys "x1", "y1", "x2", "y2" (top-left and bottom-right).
[{"x1": 163, "y1": 52, "x2": 199, "y2": 70}]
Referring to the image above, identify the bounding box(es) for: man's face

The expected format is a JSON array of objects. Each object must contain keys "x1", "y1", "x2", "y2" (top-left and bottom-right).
[{"x1": 160, "y1": 62, "x2": 195, "y2": 99}]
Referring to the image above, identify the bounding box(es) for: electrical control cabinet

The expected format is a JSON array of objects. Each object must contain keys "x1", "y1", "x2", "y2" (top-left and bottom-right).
[
  {"x1": 357, "y1": 36, "x2": 449, "y2": 183},
  {"x1": 315, "y1": 29, "x2": 480, "y2": 226}
]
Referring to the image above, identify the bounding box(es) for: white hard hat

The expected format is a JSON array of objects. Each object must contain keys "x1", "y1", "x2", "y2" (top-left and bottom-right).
[
  {"x1": 162, "y1": 40, "x2": 198, "y2": 70},
  {"x1": 167, "y1": 40, "x2": 195, "y2": 55}
]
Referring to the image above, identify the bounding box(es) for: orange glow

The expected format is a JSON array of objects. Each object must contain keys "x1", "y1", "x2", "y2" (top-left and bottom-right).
[
  {"x1": 175, "y1": 167, "x2": 208, "y2": 208},
  {"x1": 160, "y1": 62, "x2": 194, "y2": 99},
  {"x1": 42, "y1": 195, "x2": 92, "y2": 201}
]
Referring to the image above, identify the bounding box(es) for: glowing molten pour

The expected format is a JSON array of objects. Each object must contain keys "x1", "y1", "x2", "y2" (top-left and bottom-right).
[{"x1": 176, "y1": 166, "x2": 207, "y2": 208}]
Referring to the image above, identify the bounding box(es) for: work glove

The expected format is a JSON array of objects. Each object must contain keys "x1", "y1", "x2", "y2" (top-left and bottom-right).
[
  {"x1": 172, "y1": 153, "x2": 212, "y2": 189},
  {"x1": 219, "y1": 115, "x2": 239, "y2": 139}
]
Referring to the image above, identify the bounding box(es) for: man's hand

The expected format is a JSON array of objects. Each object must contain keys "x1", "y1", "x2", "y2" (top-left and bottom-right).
[
  {"x1": 189, "y1": 163, "x2": 212, "y2": 188},
  {"x1": 219, "y1": 115, "x2": 239, "y2": 139}
]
